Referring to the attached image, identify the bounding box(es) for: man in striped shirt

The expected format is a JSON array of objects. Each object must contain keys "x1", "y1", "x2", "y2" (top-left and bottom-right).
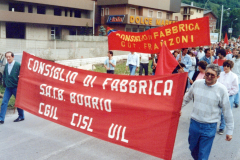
[{"x1": 182, "y1": 64, "x2": 234, "y2": 160}]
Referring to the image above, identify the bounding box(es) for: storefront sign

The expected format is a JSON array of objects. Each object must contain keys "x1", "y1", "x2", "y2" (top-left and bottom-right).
[
  {"x1": 107, "y1": 15, "x2": 125, "y2": 23},
  {"x1": 129, "y1": 15, "x2": 176, "y2": 26}
]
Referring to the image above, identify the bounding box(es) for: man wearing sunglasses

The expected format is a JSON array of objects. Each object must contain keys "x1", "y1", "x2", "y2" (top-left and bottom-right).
[{"x1": 182, "y1": 64, "x2": 234, "y2": 160}]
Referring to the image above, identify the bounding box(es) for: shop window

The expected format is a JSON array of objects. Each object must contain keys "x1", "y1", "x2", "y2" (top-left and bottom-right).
[
  {"x1": 75, "y1": 10, "x2": 81, "y2": 18},
  {"x1": 37, "y1": 6, "x2": 46, "y2": 14},
  {"x1": 148, "y1": 10, "x2": 153, "y2": 17},
  {"x1": 126, "y1": 28, "x2": 131, "y2": 32},
  {"x1": 28, "y1": 5, "x2": 33, "y2": 13},
  {"x1": 157, "y1": 11, "x2": 162, "y2": 18},
  {"x1": 101, "y1": 8, "x2": 104, "y2": 16},
  {"x1": 105, "y1": 8, "x2": 109, "y2": 15},
  {"x1": 166, "y1": 13, "x2": 171, "y2": 20},
  {"x1": 132, "y1": 28, "x2": 138, "y2": 32},
  {"x1": 130, "y1": 8, "x2": 136, "y2": 15},
  {"x1": 54, "y1": 8, "x2": 62, "y2": 16},
  {"x1": 9, "y1": 3, "x2": 24, "y2": 12}
]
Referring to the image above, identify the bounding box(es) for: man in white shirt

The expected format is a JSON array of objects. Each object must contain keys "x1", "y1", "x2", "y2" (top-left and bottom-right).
[
  {"x1": 104, "y1": 51, "x2": 116, "y2": 74},
  {"x1": 139, "y1": 53, "x2": 151, "y2": 76},
  {"x1": 197, "y1": 47, "x2": 205, "y2": 60},
  {"x1": 126, "y1": 52, "x2": 139, "y2": 75}
]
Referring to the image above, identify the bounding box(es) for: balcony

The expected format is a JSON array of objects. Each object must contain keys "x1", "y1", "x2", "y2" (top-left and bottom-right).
[
  {"x1": 181, "y1": 11, "x2": 194, "y2": 15},
  {"x1": 0, "y1": 10, "x2": 93, "y2": 27}
]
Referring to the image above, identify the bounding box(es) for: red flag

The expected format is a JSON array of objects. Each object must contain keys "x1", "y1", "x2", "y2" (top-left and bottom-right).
[
  {"x1": 224, "y1": 33, "x2": 229, "y2": 44},
  {"x1": 155, "y1": 43, "x2": 179, "y2": 75}
]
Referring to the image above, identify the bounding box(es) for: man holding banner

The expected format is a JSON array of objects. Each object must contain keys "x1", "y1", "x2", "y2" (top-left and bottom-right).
[{"x1": 182, "y1": 64, "x2": 234, "y2": 160}]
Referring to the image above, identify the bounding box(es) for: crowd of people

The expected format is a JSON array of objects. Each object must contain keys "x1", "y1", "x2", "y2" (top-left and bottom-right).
[{"x1": 102, "y1": 38, "x2": 240, "y2": 160}]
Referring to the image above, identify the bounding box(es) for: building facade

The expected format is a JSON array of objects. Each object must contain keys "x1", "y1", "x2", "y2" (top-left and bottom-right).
[
  {"x1": 0, "y1": 0, "x2": 94, "y2": 40},
  {"x1": 204, "y1": 10, "x2": 217, "y2": 33},
  {"x1": 173, "y1": 3, "x2": 204, "y2": 21},
  {"x1": 95, "y1": 0, "x2": 181, "y2": 34}
]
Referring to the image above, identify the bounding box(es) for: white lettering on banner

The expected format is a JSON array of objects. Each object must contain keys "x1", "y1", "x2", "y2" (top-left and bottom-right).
[
  {"x1": 102, "y1": 78, "x2": 173, "y2": 96},
  {"x1": 108, "y1": 123, "x2": 128, "y2": 143},
  {"x1": 70, "y1": 113, "x2": 93, "y2": 132},
  {"x1": 38, "y1": 103, "x2": 58, "y2": 120},
  {"x1": 40, "y1": 84, "x2": 64, "y2": 101},
  {"x1": 83, "y1": 75, "x2": 97, "y2": 87},
  {"x1": 70, "y1": 92, "x2": 112, "y2": 112},
  {"x1": 27, "y1": 58, "x2": 78, "y2": 84},
  {"x1": 102, "y1": 78, "x2": 113, "y2": 90}
]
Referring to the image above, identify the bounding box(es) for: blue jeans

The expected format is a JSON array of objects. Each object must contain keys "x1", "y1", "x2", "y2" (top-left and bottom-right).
[
  {"x1": 129, "y1": 64, "x2": 137, "y2": 75},
  {"x1": 188, "y1": 70, "x2": 195, "y2": 88},
  {"x1": 0, "y1": 87, "x2": 24, "y2": 121},
  {"x1": 219, "y1": 95, "x2": 234, "y2": 130},
  {"x1": 188, "y1": 119, "x2": 217, "y2": 160},
  {"x1": 234, "y1": 84, "x2": 240, "y2": 105}
]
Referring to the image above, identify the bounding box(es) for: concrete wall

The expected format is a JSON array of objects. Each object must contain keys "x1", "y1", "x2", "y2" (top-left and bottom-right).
[
  {"x1": 0, "y1": 22, "x2": 6, "y2": 38},
  {"x1": 0, "y1": 37, "x2": 129, "y2": 61},
  {"x1": 25, "y1": 24, "x2": 48, "y2": 40},
  {"x1": 190, "y1": 8, "x2": 204, "y2": 19},
  {"x1": 0, "y1": 0, "x2": 8, "y2": 11}
]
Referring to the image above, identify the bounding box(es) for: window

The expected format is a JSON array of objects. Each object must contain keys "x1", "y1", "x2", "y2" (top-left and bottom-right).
[
  {"x1": 101, "y1": 8, "x2": 104, "y2": 16},
  {"x1": 65, "y1": 9, "x2": 68, "y2": 17},
  {"x1": 148, "y1": 10, "x2": 153, "y2": 17},
  {"x1": 28, "y1": 5, "x2": 33, "y2": 13},
  {"x1": 175, "y1": 16, "x2": 178, "y2": 21},
  {"x1": 51, "y1": 27, "x2": 61, "y2": 40},
  {"x1": 9, "y1": 3, "x2": 24, "y2": 12},
  {"x1": 199, "y1": 10, "x2": 201, "y2": 13},
  {"x1": 126, "y1": 28, "x2": 131, "y2": 32},
  {"x1": 75, "y1": 10, "x2": 81, "y2": 18},
  {"x1": 132, "y1": 28, "x2": 138, "y2": 32},
  {"x1": 105, "y1": 8, "x2": 109, "y2": 15},
  {"x1": 54, "y1": 8, "x2": 62, "y2": 16},
  {"x1": 129, "y1": 8, "x2": 136, "y2": 15},
  {"x1": 166, "y1": 13, "x2": 171, "y2": 20},
  {"x1": 157, "y1": 11, "x2": 162, "y2": 18},
  {"x1": 196, "y1": 9, "x2": 198, "y2": 13},
  {"x1": 37, "y1": 6, "x2": 46, "y2": 14},
  {"x1": 70, "y1": 10, "x2": 73, "y2": 17}
]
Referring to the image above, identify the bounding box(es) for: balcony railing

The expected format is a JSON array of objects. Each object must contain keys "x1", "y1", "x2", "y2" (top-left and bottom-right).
[{"x1": 181, "y1": 11, "x2": 194, "y2": 15}]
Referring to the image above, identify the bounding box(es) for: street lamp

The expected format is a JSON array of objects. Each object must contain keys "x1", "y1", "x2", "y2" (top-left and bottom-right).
[
  {"x1": 230, "y1": 18, "x2": 238, "y2": 39},
  {"x1": 219, "y1": 6, "x2": 230, "y2": 41}
]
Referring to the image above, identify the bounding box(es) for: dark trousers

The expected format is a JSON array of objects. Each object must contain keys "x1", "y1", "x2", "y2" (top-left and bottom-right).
[
  {"x1": 107, "y1": 70, "x2": 114, "y2": 74},
  {"x1": 139, "y1": 63, "x2": 149, "y2": 76}
]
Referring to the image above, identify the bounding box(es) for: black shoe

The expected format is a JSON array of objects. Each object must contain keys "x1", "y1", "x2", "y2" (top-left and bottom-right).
[
  {"x1": 13, "y1": 118, "x2": 24, "y2": 122},
  {"x1": 0, "y1": 121, "x2": 4, "y2": 124},
  {"x1": 235, "y1": 104, "x2": 239, "y2": 108},
  {"x1": 217, "y1": 129, "x2": 224, "y2": 135}
]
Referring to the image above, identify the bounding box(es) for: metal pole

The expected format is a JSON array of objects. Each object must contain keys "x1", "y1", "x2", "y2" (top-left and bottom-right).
[
  {"x1": 231, "y1": 21, "x2": 233, "y2": 39},
  {"x1": 93, "y1": 1, "x2": 95, "y2": 36},
  {"x1": 219, "y1": 5, "x2": 223, "y2": 42}
]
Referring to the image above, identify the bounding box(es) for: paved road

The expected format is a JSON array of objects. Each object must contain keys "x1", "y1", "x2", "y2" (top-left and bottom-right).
[{"x1": 0, "y1": 102, "x2": 240, "y2": 160}]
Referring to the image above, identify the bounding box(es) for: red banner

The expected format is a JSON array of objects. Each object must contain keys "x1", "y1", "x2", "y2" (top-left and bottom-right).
[
  {"x1": 16, "y1": 52, "x2": 188, "y2": 160},
  {"x1": 108, "y1": 17, "x2": 210, "y2": 53}
]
